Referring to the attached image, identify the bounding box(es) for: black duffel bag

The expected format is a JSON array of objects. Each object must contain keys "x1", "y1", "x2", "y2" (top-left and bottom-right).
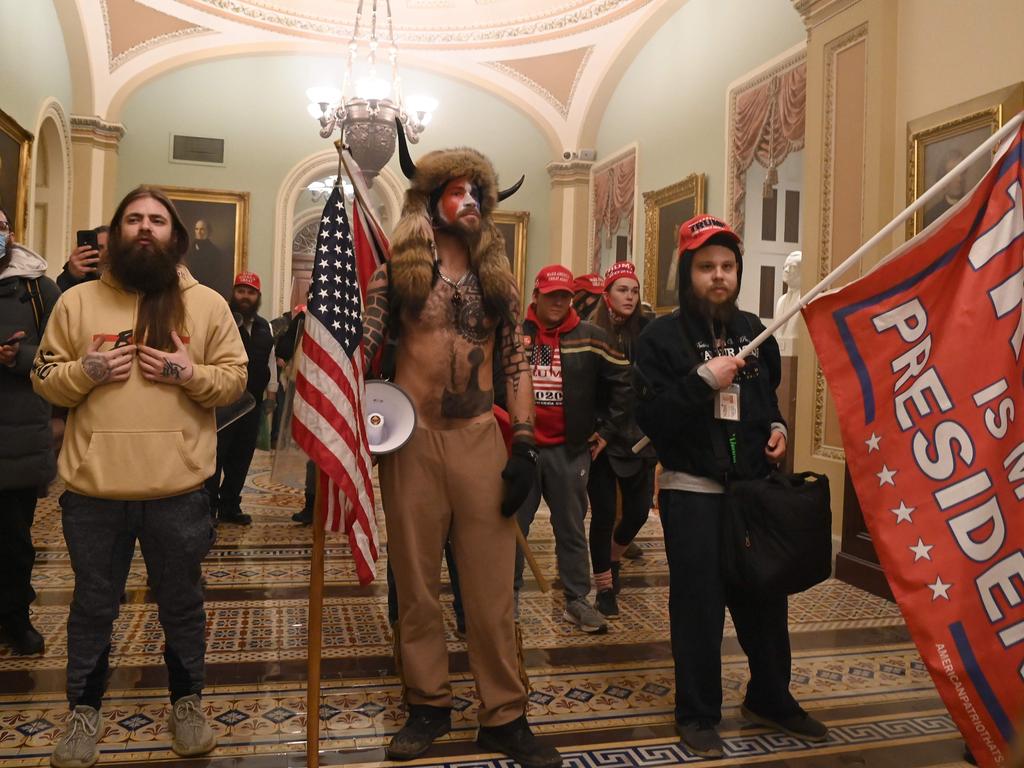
[{"x1": 720, "y1": 471, "x2": 832, "y2": 595}]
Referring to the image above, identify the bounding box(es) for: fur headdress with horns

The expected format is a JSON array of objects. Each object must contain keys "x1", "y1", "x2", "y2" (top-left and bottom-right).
[{"x1": 389, "y1": 120, "x2": 525, "y2": 322}]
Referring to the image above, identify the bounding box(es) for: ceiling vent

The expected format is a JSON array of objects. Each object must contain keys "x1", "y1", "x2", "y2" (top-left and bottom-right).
[{"x1": 170, "y1": 134, "x2": 225, "y2": 165}]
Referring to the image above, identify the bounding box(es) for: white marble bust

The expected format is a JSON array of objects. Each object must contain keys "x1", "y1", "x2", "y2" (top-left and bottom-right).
[{"x1": 774, "y1": 250, "x2": 802, "y2": 353}]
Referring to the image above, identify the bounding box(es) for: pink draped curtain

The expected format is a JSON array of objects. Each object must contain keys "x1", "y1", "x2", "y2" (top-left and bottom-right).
[
  {"x1": 592, "y1": 152, "x2": 636, "y2": 271},
  {"x1": 729, "y1": 62, "x2": 806, "y2": 236}
]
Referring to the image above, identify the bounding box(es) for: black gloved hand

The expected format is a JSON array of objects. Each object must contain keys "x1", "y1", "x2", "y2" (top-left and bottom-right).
[{"x1": 501, "y1": 441, "x2": 538, "y2": 517}]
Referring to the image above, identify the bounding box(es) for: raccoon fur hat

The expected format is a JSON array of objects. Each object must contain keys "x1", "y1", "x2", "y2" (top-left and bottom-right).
[{"x1": 389, "y1": 120, "x2": 525, "y2": 321}]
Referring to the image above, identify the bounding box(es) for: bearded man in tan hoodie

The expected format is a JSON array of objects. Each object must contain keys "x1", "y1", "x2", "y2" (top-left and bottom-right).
[{"x1": 31, "y1": 186, "x2": 247, "y2": 768}]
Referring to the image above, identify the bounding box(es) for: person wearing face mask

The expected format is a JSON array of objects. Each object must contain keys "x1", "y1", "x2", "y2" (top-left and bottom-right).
[
  {"x1": 585, "y1": 261, "x2": 656, "y2": 618},
  {"x1": 0, "y1": 207, "x2": 61, "y2": 657},
  {"x1": 205, "y1": 272, "x2": 276, "y2": 525}
]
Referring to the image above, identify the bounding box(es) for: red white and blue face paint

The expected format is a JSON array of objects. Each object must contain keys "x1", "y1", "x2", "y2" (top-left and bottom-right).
[{"x1": 436, "y1": 176, "x2": 482, "y2": 227}]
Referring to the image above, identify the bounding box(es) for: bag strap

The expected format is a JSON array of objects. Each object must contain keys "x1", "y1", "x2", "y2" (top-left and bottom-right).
[{"x1": 23, "y1": 277, "x2": 45, "y2": 336}]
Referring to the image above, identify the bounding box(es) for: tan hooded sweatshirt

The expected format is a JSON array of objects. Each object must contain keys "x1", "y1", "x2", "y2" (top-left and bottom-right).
[{"x1": 31, "y1": 267, "x2": 247, "y2": 500}]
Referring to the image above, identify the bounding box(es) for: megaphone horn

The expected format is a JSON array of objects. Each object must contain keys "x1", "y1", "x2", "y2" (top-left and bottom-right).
[{"x1": 363, "y1": 380, "x2": 417, "y2": 455}]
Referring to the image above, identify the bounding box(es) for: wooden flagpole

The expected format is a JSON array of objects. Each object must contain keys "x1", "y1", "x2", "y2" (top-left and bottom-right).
[{"x1": 306, "y1": 467, "x2": 325, "y2": 768}]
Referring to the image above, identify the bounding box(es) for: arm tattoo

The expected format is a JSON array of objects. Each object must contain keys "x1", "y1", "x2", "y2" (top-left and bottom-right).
[
  {"x1": 162, "y1": 358, "x2": 185, "y2": 379},
  {"x1": 512, "y1": 420, "x2": 534, "y2": 442},
  {"x1": 82, "y1": 354, "x2": 111, "y2": 383},
  {"x1": 500, "y1": 303, "x2": 530, "y2": 396},
  {"x1": 362, "y1": 265, "x2": 391, "y2": 365}
]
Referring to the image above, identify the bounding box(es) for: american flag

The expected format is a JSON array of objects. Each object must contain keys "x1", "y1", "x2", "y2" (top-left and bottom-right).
[{"x1": 292, "y1": 185, "x2": 378, "y2": 585}]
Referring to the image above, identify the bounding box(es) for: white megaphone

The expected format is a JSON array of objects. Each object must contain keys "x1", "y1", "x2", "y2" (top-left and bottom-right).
[{"x1": 363, "y1": 380, "x2": 417, "y2": 454}]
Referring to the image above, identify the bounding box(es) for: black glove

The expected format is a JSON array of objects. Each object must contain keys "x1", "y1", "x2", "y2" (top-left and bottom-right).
[{"x1": 501, "y1": 441, "x2": 538, "y2": 517}]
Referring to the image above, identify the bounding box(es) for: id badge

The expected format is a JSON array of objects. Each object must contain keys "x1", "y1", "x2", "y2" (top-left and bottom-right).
[{"x1": 714, "y1": 384, "x2": 741, "y2": 421}]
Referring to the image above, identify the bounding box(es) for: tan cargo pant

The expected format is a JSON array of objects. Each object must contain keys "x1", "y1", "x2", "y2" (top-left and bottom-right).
[{"x1": 379, "y1": 419, "x2": 527, "y2": 727}]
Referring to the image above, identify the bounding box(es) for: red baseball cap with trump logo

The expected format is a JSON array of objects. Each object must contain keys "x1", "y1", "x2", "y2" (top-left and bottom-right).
[
  {"x1": 233, "y1": 272, "x2": 261, "y2": 291},
  {"x1": 534, "y1": 264, "x2": 575, "y2": 294},
  {"x1": 573, "y1": 273, "x2": 604, "y2": 295},
  {"x1": 603, "y1": 261, "x2": 639, "y2": 292},
  {"x1": 676, "y1": 214, "x2": 742, "y2": 257}
]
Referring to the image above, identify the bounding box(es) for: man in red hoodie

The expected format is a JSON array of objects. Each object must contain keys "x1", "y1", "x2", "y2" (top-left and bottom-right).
[{"x1": 515, "y1": 264, "x2": 632, "y2": 634}]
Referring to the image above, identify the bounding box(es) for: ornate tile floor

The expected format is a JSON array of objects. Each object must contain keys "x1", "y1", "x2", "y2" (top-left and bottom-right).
[{"x1": 2, "y1": 452, "x2": 973, "y2": 767}]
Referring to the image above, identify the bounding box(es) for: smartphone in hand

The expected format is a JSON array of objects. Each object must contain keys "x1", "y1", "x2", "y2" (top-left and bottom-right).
[
  {"x1": 76, "y1": 230, "x2": 99, "y2": 251},
  {"x1": 1, "y1": 332, "x2": 24, "y2": 347}
]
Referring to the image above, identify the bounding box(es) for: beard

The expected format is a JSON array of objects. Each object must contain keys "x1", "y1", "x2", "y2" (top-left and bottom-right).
[
  {"x1": 433, "y1": 207, "x2": 482, "y2": 248},
  {"x1": 683, "y1": 285, "x2": 739, "y2": 326},
  {"x1": 108, "y1": 234, "x2": 180, "y2": 294},
  {"x1": 230, "y1": 294, "x2": 261, "y2": 319}
]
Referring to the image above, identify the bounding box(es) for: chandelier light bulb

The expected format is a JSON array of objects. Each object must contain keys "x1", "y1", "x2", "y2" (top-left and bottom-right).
[
  {"x1": 355, "y1": 76, "x2": 391, "y2": 101},
  {"x1": 305, "y1": 86, "x2": 341, "y2": 108},
  {"x1": 406, "y1": 94, "x2": 439, "y2": 116}
]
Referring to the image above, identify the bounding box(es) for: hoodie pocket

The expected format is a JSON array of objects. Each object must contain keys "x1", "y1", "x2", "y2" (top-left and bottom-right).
[{"x1": 69, "y1": 430, "x2": 204, "y2": 498}]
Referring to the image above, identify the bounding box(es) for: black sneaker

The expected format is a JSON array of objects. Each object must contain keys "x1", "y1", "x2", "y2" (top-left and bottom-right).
[
  {"x1": 740, "y1": 704, "x2": 829, "y2": 742},
  {"x1": 386, "y1": 705, "x2": 451, "y2": 761},
  {"x1": 477, "y1": 715, "x2": 562, "y2": 768},
  {"x1": 623, "y1": 541, "x2": 644, "y2": 559},
  {"x1": 3, "y1": 620, "x2": 44, "y2": 656},
  {"x1": 676, "y1": 720, "x2": 724, "y2": 758},
  {"x1": 595, "y1": 588, "x2": 619, "y2": 618},
  {"x1": 218, "y1": 509, "x2": 252, "y2": 526},
  {"x1": 292, "y1": 509, "x2": 313, "y2": 525}
]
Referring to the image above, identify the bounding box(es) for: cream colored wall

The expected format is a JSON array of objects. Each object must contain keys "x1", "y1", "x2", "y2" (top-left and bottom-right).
[
  {"x1": 0, "y1": 0, "x2": 72, "y2": 132},
  {"x1": 115, "y1": 54, "x2": 553, "y2": 312},
  {"x1": 893, "y1": 0, "x2": 1024, "y2": 227},
  {"x1": 593, "y1": 0, "x2": 806, "y2": 288}
]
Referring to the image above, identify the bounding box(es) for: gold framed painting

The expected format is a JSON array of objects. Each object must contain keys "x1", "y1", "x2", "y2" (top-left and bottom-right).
[
  {"x1": 161, "y1": 186, "x2": 250, "y2": 299},
  {"x1": 907, "y1": 83, "x2": 1023, "y2": 237},
  {"x1": 643, "y1": 173, "x2": 706, "y2": 314},
  {"x1": 0, "y1": 109, "x2": 33, "y2": 240},
  {"x1": 494, "y1": 209, "x2": 529, "y2": 306}
]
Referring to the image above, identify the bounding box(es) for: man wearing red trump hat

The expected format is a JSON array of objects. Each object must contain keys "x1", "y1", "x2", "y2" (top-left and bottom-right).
[
  {"x1": 205, "y1": 271, "x2": 276, "y2": 525},
  {"x1": 571, "y1": 272, "x2": 604, "y2": 321},
  {"x1": 515, "y1": 264, "x2": 631, "y2": 635},
  {"x1": 633, "y1": 214, "x2": 828, "y2": 757}
]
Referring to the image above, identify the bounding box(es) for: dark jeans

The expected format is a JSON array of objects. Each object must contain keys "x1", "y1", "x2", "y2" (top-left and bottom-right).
[
  {"x1": 660, "y1": 489, "x2": 799, "y2": 724},
  {"x1": 61, "y1": 489, "x2": 214, "y2": 708},
  {"x1": 0, "y1": 487, "x2": 39, "y2": 625},
  {"x1": 205, "y1": 404, "x2": 261, "y2": 514},
  {"x1": 587, "y1": 452, "x2": 654, "y2": 573},
  {"x1": 387, "y1": 541, "x2": 464, "y2": 628}
]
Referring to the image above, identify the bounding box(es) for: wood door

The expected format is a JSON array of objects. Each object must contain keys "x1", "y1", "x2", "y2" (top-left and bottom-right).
[{"x1": 835, "y1": 466, "x2": 894, "y2": 600}]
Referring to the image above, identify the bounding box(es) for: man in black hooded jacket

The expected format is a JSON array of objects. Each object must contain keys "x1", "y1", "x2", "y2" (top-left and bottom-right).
[{"x1": 633, "y1": 214, "x2": 828, "y2": 758}]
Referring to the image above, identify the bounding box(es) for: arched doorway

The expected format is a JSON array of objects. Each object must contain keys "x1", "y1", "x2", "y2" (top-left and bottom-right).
[{"x1": 30, "y1": 102, "x2": 71, "y2": 278}]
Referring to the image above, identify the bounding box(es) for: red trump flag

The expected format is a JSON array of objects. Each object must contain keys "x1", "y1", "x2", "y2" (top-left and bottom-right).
[{"x1": 803, "y1": 127, "x2": 1024, "y2": 765}]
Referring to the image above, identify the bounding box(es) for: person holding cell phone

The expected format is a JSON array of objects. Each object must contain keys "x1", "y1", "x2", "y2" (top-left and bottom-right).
[
  {"x1": 0, "y1": 206, "x2": 61, "y2": 657},
  {"x1": 57, "y1": 226, "x2": 109, "y2": 292}
]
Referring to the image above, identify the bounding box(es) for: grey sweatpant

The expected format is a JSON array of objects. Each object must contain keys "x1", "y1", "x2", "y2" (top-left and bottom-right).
[
  {"x1": 514, "y1": 444, "x2": 591, "y2": 601},
  {"x1": 60, "y1": 489, "x2": 214, "y2": 708}
]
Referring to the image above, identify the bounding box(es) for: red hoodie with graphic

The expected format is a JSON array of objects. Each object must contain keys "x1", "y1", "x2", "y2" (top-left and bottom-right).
[{"x1": 525, "y1": 304, "x2": 580, "y2": 447}]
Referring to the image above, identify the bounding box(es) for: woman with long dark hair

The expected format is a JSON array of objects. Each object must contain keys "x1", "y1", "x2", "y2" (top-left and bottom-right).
[{"x1": 587, "y1": 261, "x2": 656, "y2": 617}]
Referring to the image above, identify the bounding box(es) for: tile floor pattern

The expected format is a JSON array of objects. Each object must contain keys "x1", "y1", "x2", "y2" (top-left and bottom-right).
[{"x1": 2, "y1": 452, "x2": 971, "y2": 767}]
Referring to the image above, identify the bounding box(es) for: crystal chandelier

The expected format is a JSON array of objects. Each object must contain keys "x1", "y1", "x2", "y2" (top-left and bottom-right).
[{"x1": 308, "y1": 0, "x2": 437, "y2": 184}]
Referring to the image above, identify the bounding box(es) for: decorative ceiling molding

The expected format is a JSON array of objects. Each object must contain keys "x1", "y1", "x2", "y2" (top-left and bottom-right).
[
  {"x1": 69, "y1": 115, "x2": 126, "y2": 150},
  {"x1": 102, "y1": 0, "x2": 212, "y2": 72},
  {"x1": 174, "y1": 0, "x2": 653, "y2": 48},
  {"x1": 486, "y1": 47, "x2": 592, "y2": 118}
]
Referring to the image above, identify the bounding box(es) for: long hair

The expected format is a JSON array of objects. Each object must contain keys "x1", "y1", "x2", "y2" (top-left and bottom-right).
[
  {"x1": 108, "y1": 186, "x2": 191, "y2": 350},
  {"x1": 591, "y1": 297, "x2": 644, "y2": 358}
]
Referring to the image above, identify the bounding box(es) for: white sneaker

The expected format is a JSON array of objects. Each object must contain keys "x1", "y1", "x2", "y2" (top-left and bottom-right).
[
  {"x1": 168, "y1": 694, "x2": 217, "y2": 757},
  {"x1": 563, "y1": 597, "x2": 608, "y2": 634},
  {"x1": 50, "y1": 705, "x2": 100, "y2": 768}
]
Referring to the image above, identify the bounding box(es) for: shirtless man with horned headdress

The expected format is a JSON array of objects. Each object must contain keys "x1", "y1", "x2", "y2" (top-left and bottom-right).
[{"x1": 362, "y1": 124, "x2": 562, "y2": 768}]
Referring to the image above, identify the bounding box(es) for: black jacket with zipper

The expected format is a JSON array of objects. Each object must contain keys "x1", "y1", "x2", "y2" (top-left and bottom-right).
[
  {"x1": 522, "y1": 314, "x2": 632, "y2": 455},
  {"x1": 633, "y1": 308, "x2": 784, "y2": 483}
]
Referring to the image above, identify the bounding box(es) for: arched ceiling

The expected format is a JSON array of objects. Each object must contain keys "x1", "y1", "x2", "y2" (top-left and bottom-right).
[{"x1": 63, "y1": 0, "x2": 689, "y2": 152}]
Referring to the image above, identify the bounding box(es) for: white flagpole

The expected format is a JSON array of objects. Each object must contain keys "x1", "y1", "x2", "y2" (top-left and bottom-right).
[
  {"x1": 736, "y1": 109, "x2": 1024, "y2": 360},
  {"x1": 338, "y1": 145, "x2": 387, "y2": 236},
  {"x1": 632, "y1": 110, "x2": 1024, "y2": 455}
]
